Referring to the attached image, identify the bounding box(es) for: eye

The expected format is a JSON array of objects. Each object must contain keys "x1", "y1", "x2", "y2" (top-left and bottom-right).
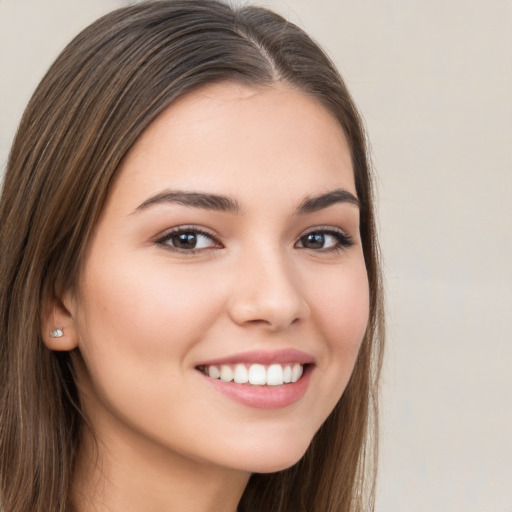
[
  {"x1": 295, "y1": 228, "x2": 354, "y2": 252},
  {"x1": 156, "y1": 227, "x2": 220, "y2": 253}
]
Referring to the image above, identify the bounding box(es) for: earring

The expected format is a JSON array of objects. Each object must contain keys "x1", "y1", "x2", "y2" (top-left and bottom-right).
[{"x1": 49, "y1": 328, "x2": 64, "y2": 338}]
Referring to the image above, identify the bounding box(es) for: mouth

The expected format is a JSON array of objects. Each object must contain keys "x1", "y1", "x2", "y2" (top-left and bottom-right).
[
  {"x1": 194, "y1": 349, "x2": 314, "y2": 408},
  {"x1": 196, "y1": 362, "x2": 306, "y2": 386}
]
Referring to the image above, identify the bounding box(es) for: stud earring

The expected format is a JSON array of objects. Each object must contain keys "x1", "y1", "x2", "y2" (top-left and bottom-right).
[{"x1": 49, "y1": 328, "x2": 64, "y2": 338}]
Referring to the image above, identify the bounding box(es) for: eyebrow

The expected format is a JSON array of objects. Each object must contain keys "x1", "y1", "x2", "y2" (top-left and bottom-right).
[
  {"x1": 295, "y1": 189, "x2": 359, "y2": 214},
  {"x1": 132, "y1": 188, "x2": 359, "y2": 215},
  {"x1": 132, "y1": 190, "x2": 243, "y2": 214}
]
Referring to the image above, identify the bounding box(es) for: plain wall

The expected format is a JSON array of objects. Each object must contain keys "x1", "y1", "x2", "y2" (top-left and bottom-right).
[{"x1": 1, "y1": 1, "x2": 511, "y2": 510}]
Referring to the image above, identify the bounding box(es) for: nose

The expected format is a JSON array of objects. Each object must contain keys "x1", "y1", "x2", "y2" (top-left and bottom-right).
[{"x1": 227, "y1": 248, "x2": 310, "y2": 332}]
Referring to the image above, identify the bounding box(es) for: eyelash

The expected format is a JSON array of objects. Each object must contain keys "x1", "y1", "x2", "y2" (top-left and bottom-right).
[
  {"x1": 155, "y1": 225, "x2": 354, "y2": 254},
  {"x1": 156, "y1": 225, "x2": 221, "y2": 254},
  {"x1": 295, "y1": 227, "x2": 354, "y2": 253}
]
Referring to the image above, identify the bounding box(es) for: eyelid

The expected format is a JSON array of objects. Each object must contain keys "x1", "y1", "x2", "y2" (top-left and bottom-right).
[
  {"x1": 153, "y1": 224, "x2": 354, "y2": 255},
  {"x1": 155, "y1": 225, "x2": 223, "y2": 253},
  {"x1": 295, "y1": 225, "x2": 354, "y2": 251}
]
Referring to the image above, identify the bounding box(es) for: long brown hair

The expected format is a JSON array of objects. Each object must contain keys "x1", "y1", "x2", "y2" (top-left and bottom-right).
[{"x1": 0, "y1": 1, "x2": 384, "y2": 511}]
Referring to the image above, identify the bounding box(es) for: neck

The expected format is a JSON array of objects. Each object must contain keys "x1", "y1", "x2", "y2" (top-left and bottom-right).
[{"x1": 71, "y1": 424, "x2": 250, "y2": 512}]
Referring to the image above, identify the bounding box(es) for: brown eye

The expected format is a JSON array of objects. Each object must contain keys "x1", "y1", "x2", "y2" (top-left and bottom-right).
[
  {"x1": 296, "y1": 229, "x2": 354, "y2": 252},
  {"x1": 158, "y1": 228, "x2": 219, "y2": 252},
  {"x1": 170, "y1": 232, "x2": 201, "y2": 249},
  {"x1": 301, "y1": 233, "x2": 326, "y2": 249}
]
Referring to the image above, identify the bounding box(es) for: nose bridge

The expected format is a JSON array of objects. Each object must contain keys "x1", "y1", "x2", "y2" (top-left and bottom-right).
[{"x1": 228, "y1": 242, "x2": 310, "y2": 330}]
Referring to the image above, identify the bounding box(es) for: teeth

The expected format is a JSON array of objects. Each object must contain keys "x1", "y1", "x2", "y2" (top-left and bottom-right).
[
  {"x1": 248, "y1": 364, "x2": 266, "y2": 385},
  {"x1": 233, "y1": 364, "x2": 249, "y2": 384},
  {"x1": 266, "y1": 364, "x2": 283, "y2": 386},
  {"x1": 202, "y1": 363, "x2": 305, "y2": 386},
  {"x1": 220, "y1": 365, "x2": 234, "y2": 382},
  {"x1": 291, "y1": 363, "x2": 303, "y2": 383},
  {"x1": 208, "y1": 366, "x2": 220, "y2": 379}
]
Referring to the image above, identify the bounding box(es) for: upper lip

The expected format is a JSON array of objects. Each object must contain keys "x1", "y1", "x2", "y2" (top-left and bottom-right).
[{"x1": 196, "y1": 349, "x2": 315, "y2": 367}]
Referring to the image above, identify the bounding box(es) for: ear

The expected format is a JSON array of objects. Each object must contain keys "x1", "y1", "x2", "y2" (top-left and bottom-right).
[{"x1": 41, "y1": 290, "x2": 80, "y2": 351}]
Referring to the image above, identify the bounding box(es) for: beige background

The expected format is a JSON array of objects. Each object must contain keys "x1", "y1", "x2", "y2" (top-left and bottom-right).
[{"x1": 1, "y1": 1, "x2": 511, "y2": 510}]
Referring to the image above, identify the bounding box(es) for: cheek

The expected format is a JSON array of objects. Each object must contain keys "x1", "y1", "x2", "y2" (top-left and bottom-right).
[
  {"x1": 77, "y1": 258, "x2": 225, "y2": 359},
  {"x1": 311, "y1": 260, "x2": 370, "y2": 352},
  {"x1": 72, "y1": 258, "x2": 228, "y2": 435},
  {"x1": 71, "y1": 258, "x2": 233, "y2": 427},
  {"x1": 306, "y1": 257, "x2": 370, "y2": 412}
]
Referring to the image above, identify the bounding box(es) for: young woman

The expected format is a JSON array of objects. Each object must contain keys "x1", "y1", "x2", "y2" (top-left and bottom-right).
[{"x1": 0, "y1": 1, "x2": 384, "y2": 511}]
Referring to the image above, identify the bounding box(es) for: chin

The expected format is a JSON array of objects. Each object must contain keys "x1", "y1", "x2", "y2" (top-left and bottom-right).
[
  {"x1": 248, "y1": 455, "x2": 306, "y2": 474},
  {"x1": 247, "y1": 451, "x2": 308, "y2": 474},
  {"x1": 229, "y1": 437, "x2": 312, "y2": 474}
]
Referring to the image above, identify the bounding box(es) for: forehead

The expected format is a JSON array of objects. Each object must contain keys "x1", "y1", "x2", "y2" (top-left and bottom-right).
[{"x1": 110, "y1": 80, "x2": 355, "y2": 211}]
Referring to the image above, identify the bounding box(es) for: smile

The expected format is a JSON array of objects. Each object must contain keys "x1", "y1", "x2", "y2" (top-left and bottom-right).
[{"x1": 197, "y1": 363, "x2": 304, "y2": 386}]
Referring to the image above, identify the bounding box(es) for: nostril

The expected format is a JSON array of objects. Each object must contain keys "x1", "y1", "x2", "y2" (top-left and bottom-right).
[
  {"x1": 226, "y1": 273, "x2": 310, "y2": 331},
  {"x1": 244, "y1": 316, "x2": 301, "y2": 331}
]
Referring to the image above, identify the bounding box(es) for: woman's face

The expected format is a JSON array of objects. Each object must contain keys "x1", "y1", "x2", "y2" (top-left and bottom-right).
[{"x1": 68, "y1": 81, "x2": 369, "y2": 474}]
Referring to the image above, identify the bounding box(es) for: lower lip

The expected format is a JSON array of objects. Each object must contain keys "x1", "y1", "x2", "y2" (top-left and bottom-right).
[{"x1": 199, "y1": 365, "x2": 313, "y2": 409}]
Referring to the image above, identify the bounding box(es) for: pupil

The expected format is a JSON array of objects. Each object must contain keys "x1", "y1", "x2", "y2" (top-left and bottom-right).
[
  {"x1": 305, "y1": 233, "x2": 324, "y2": 249},
  {"x1": 175, "y1": 232, "x2": 197, "y2": 249}
]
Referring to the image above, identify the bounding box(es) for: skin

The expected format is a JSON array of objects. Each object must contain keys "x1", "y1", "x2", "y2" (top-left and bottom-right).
[{"x1": 45, "y1": 81, "x2": 369, "y2": 512}]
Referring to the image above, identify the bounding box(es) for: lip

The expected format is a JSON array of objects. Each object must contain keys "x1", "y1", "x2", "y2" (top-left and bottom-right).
[
  {"x1": 195, "y1": 348, "x2": 315, "y2": 367},
  {"x1": 199, "y1": 367, "x2": 312, "y2": 409},
  {"x1": 196, "y1": 349, "x2": 314, "y2": 410}
]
